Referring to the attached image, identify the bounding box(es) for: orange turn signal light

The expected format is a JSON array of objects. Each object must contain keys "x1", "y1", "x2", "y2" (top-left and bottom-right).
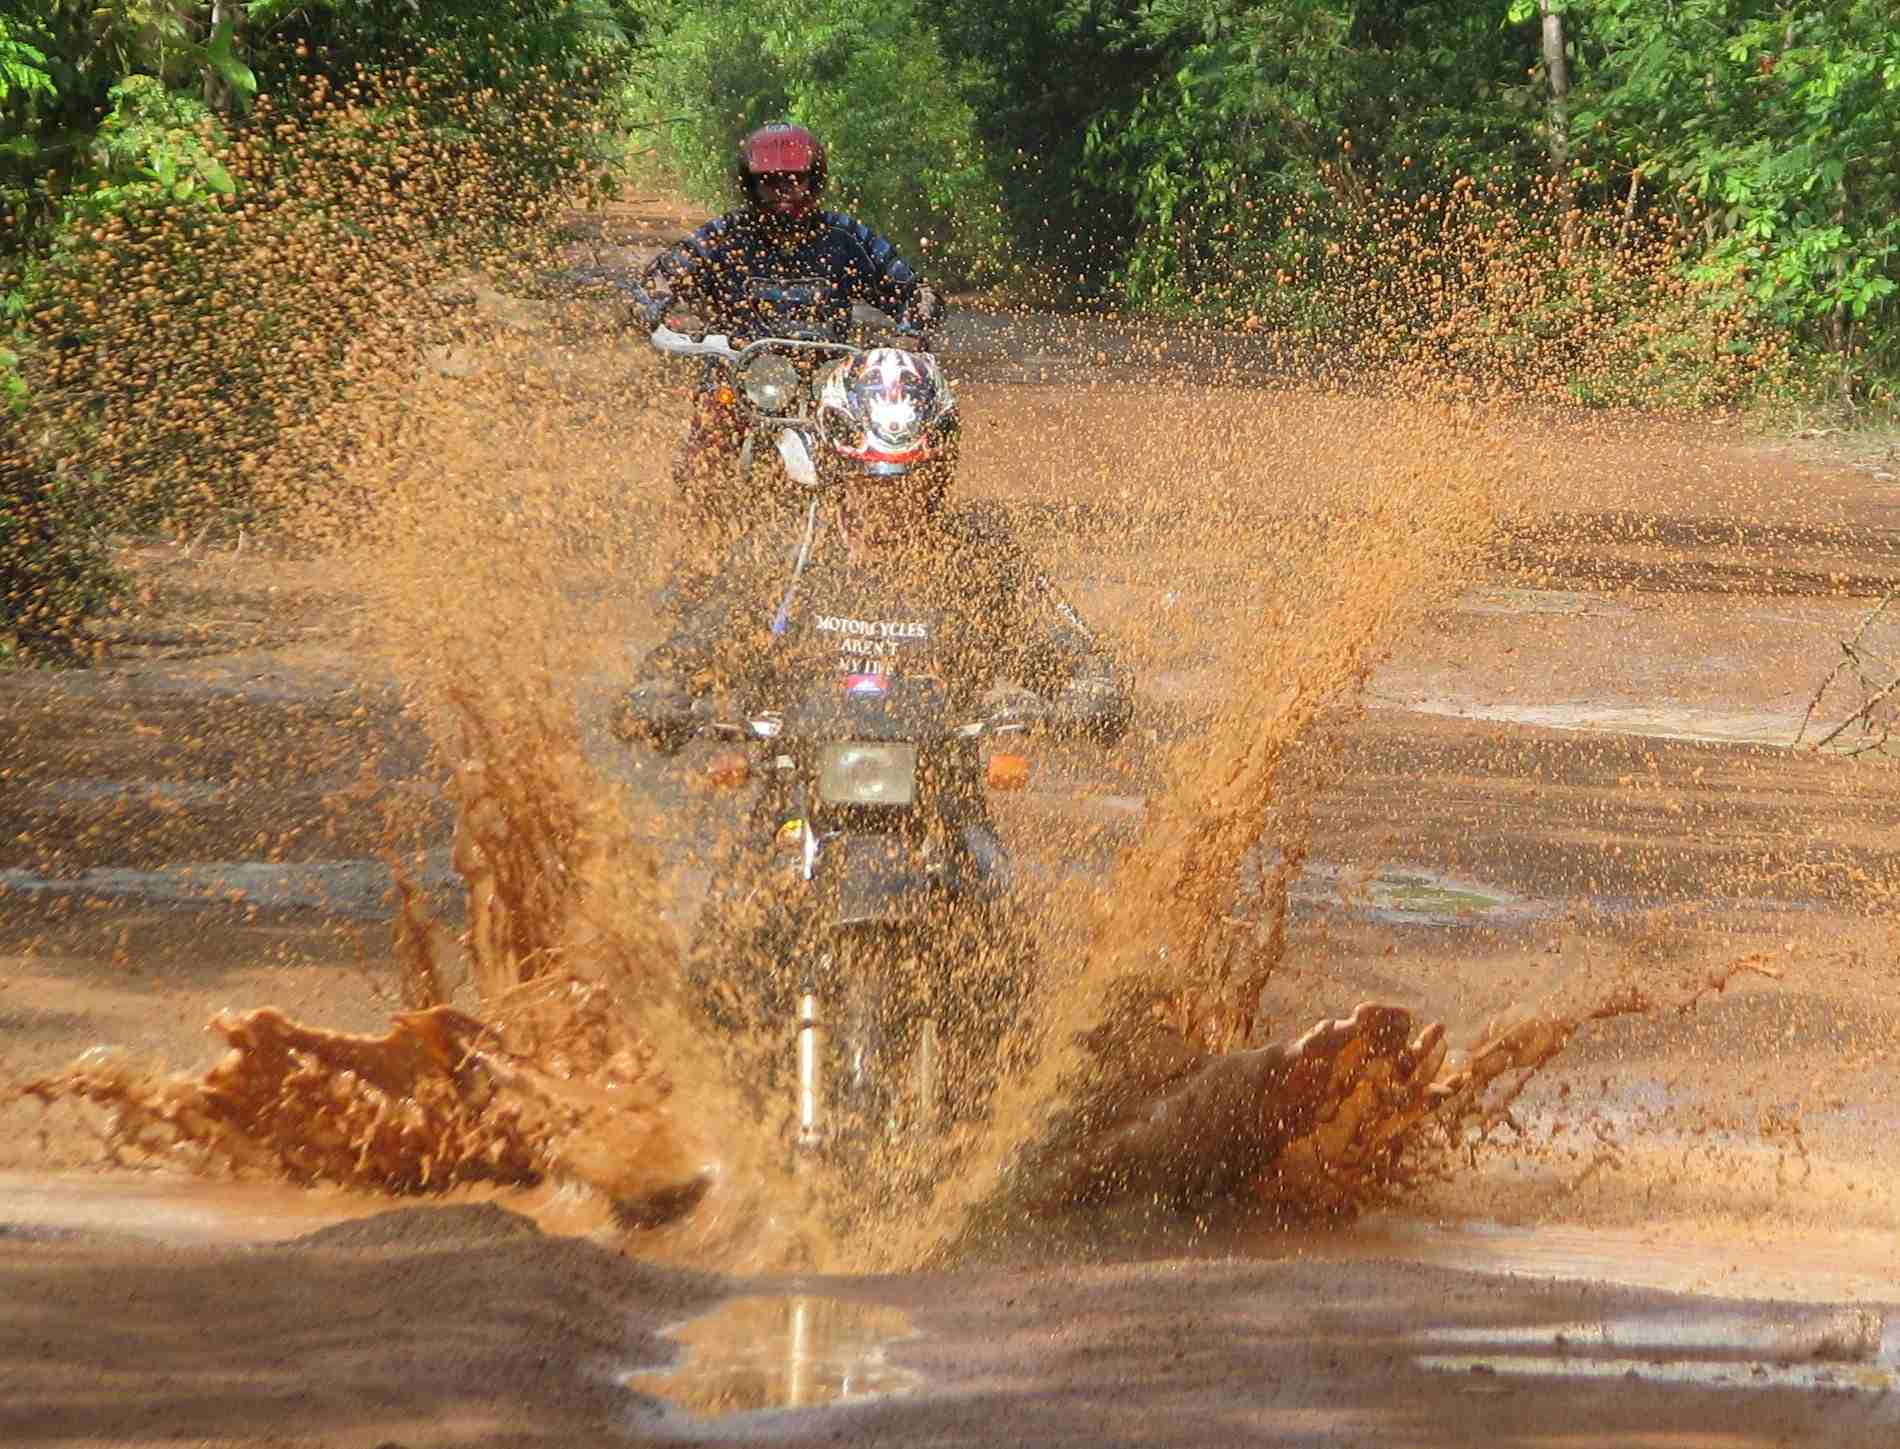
[
  {"x1": 986, "y1": 752, "x2": 1031, "y2": 792},
  {"x1": 703, "y1": 748, "x2": 750, "y2": 789}
]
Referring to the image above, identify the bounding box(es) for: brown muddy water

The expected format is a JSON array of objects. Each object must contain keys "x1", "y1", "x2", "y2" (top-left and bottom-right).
[
  {"x1": 624, "y1": 1294, "x2": 921, "y2": 1419},
  {"x1": 4, "y1": 1167, "x2": 1895, "y2": 1306},
  {"x1": 6, "y1": 272, "x2": 1900, "y2": 1443}
]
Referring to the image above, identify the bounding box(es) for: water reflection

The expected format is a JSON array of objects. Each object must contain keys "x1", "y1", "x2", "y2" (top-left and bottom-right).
[
  {"x1": 1413, "y1": 1308, "x2": 1898, "y2": 1395},
  {"x1": 626, "y1": 1294, "x2": 920, "y2": 1418}
]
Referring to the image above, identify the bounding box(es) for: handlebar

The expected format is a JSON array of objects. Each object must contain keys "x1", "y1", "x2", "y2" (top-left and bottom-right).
[
  {"x1": 696, "y1": 704, "x2": 1025, "y2": 744},
  {"x1": 649, "y1": 325, "x2": 935, "y2": 364},
  {"x1": 553, "y1": 270, "x2": 936, "y2": 353}
]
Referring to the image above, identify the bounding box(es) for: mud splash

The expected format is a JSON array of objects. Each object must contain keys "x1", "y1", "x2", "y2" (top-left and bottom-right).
[
  {"x1": 12, "y1": 309, "x2": 781, "y2": 1254},
  {"x1": 3, "y1": 267, "x2": 1798, "y2": 1269}
]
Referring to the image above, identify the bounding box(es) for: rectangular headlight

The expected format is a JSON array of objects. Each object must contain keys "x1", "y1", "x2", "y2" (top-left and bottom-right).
[{"x1": 817, "y1": 742, "x2": 917, "y2": 806}]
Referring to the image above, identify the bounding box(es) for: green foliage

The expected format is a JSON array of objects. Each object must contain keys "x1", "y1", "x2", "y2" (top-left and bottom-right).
[
  {"x1": 2, "y1": 0, "x2": 642, "y2": 652},
  {"x1": 1554, "y1": 0, "x2": 1900, "y2": 388},
  {"x1": 629, "y1": 0, "x2": 1004, "y2": 283},
  {"x1": 1, "y1": 15, "x2": 58, "y2": 255},
  {"x1": 931, "y1": 0, "x2": 1538, "y2": 297},
  {"x1": 924, "y1": 0, "x2": 1897, "y2": 399},
  {"x1": 0, "y1": 18, "x2": 56, "y2": 109},
  {"x1": 929, "y1": 0, "x2": 1550, "y2": 305},
  {"x1": 83, "y1": 75, "x2": 236, "y2": 203}
]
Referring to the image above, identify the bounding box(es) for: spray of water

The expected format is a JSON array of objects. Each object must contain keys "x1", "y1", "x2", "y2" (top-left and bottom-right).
[{"x1": 6, "y1": 172, "x2": 1831, "y2": 1267}]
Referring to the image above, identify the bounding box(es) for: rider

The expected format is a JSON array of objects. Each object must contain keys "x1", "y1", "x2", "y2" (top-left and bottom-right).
[{"x1": 629, "y1": 122, "x2": 945, "y2": 538}]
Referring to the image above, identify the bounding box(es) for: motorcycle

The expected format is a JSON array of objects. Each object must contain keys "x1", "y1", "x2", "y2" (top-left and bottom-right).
[
  {"x1": 627, "y1": 306, "x2": 1123, "y2": 1174},
  {"x1": 684, "y1": 672, "x2": 1034, "y2": 1174},
  {"x1": 649, "y1": 314, "x2": 955, "y2": 519},
  {"x1": 645, "y1": 315, "x2": 1121, "y2": 723}
]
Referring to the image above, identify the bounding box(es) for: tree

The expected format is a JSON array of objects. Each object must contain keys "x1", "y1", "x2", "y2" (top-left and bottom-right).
[
  {"x1": 629, "y1": 0, "x2": 1004, "y2": 282},
  {"x1": 1536, "y1": 0, "x2": 1576, "y2": 250},
  {"x1": 3, "y1": 0, "x2": 645, "y2": 653},
  {"x1": 1555, "y1": 0, "x2": 1900, "y2": 393}
]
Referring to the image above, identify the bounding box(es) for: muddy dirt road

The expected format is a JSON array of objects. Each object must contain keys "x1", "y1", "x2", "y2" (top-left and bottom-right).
[{"x1": 6, "y1": 211, "x2": 1900, "y2": 1443}]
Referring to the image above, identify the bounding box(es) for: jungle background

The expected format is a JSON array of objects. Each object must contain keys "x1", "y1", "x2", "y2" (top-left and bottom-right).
[{"x1": 4, "y1": 0, "x2": 1897, "y2": 657}]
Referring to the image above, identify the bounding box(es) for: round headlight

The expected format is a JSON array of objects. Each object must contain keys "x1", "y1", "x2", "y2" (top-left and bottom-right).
[{"x1": 740, "y1": 354, "x2": 800, "y2": 413}]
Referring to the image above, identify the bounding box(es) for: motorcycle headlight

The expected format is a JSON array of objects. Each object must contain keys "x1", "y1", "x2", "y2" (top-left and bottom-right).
[
  {"x1": 817, "y1": 742, "x2": 917, "y2": 806},
  {"x1": 739, "y1": 354, "x2": 801, "y2": 413}
]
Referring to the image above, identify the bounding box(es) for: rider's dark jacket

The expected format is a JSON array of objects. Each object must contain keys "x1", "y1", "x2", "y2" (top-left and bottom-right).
[
  {"x1": 633, "y1": 502, "x2": 1130, "y2": 741},
  {"x1": 631, "y1": 209, "x2": 930, "y2": 339}
]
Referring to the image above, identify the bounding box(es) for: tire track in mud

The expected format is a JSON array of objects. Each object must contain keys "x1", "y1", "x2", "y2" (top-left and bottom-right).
[{"x1": 1501, "y1": 509, "x2": 1900, "y2": 597}]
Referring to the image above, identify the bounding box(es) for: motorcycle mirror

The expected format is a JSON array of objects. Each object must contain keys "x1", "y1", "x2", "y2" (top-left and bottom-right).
[{"x1": 986, "y1": 752, "x2": 1031, "y2": 792}]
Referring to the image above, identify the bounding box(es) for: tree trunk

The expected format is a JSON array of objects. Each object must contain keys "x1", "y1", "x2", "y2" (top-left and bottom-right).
[
  {"x1": 1541, "y1": 0, "x2": 1577, "y2": 252},
  {"x1": 1832, "y1": 177, "x2": 1854, "y2": 399},
  {"x1": 203, "y1": 0, "x2": 239, "y2": 114}
]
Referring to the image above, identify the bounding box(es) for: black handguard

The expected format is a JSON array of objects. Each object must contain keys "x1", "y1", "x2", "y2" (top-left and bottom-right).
[{"x1": 611, "y1": 680, "x2": 696, "y2": 755}]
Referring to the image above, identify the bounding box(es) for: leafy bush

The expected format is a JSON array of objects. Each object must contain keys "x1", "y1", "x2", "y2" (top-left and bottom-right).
[
  {"x1": 18, "y1": 66, "x2": 613, "y2": 531},
  {"x1": 2, "y1": 1, "x2": 641, "y2": 650},
  {"x1": 1237, "y1": 176, "x2": 1791, "y2": 410},
  {"x1": 1546, "y1": 0, "x2": 1900, "y2": 395},
  {"x1": 926, "y1": 0, "x2": 1896, "y2": 401}
]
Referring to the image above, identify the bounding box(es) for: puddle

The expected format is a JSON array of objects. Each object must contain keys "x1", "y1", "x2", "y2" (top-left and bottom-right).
[
  {"x1": 0, "y1": 853, "x2": 458, "y2": 920},
  {"x1": 1265, "y1": 1216, "x2": 1900, "y2": 1305},
  {"x1": 2, "y1": 837, "x2": 1540, "y2": 931},
  {"x1": 0, "y1": 1170, "x2": 388, "y2": 1245},
  {"x1": 1377, "y1": 695, "x2": 1807, "y2": 748},
  {"x1": 1451, "y1": 587, "x2": 1627, "y2": 618},
  {"x1": 1294, "y1": 864, "x2": 1545, "y2": 926},
  {"x1": 625, "y1": 1295, "x2": 920, "y2": 1420},
  {"x1": 30, "y1": 779, "x2": 233, "y2": 807},
  {"x1": 1413, "y1": 1308, "x2": 1899, "y2": 1397}
]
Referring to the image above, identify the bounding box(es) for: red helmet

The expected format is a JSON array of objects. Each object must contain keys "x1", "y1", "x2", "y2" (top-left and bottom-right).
[{"x1": 737, "y1": 123, "x2": 827, "y2": 211}]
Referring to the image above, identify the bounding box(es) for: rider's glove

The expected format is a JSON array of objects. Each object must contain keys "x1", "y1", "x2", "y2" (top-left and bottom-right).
[
  {"x1": 611, "y1": 680, "x2": 696, "y2": 754},
  {"x1": 1044, "y1": 670, "x2": 1133, "y2": 746},
  {"x1": 903, "y1": 286, "x2": 942, "y2": 331}
]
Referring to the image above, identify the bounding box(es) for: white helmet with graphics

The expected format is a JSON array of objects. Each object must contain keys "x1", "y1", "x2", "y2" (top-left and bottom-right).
[{"x1": 817, "y1": 348, "x2": 957, "y2": 479}]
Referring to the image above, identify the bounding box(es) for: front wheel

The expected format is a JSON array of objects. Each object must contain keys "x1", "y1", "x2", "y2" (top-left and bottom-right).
[{"x1": 686, "y1": 889, "x2": 1033, "y2": 1186}]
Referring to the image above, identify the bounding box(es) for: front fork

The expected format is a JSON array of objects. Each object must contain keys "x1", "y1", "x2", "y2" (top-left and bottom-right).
[
  {"x1": 795, "y1": 989, "x2": 824, "y2": 1156},
  {"x1": 791, "y1": 978, "x2": 941, "y2": 1164}
]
